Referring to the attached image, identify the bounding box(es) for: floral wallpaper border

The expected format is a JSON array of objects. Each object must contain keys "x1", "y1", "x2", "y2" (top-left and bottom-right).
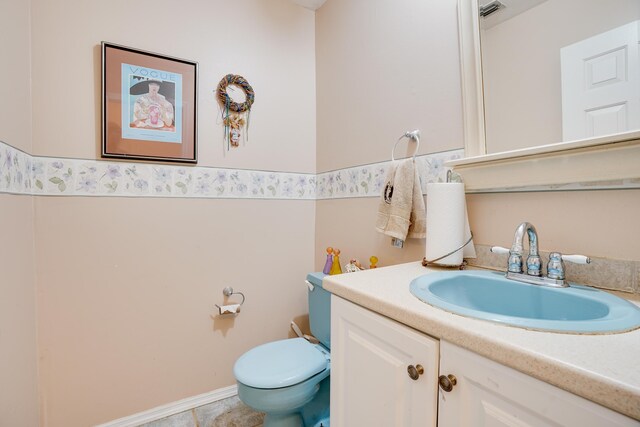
[
  {"x1": 0, "y1": 140, "x2": 464, "y2": 200},
  {"x1": 316, "y1": 150, "x2": 464, "y2": 199},
  {"x1": 0, "y1": 141, "x2": 316, "y2": 200},
  {"x1": 1, "y1": 140, "x2": 638, "y2": 200}
]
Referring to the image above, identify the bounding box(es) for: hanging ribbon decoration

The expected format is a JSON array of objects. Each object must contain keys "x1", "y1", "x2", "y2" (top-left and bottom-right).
[{"x1": 216, "y1": 74, "x2": 255, "y2": 150}]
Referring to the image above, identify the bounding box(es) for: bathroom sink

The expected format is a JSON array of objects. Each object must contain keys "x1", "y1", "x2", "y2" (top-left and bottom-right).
[{"x1": 409, "y1": 270, "x2": 640, "y2": 334}]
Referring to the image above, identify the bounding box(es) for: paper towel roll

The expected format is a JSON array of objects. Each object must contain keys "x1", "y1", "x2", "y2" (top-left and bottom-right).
[{"x1": 426, "y1": 182, "x2": 466, "y2": 266}]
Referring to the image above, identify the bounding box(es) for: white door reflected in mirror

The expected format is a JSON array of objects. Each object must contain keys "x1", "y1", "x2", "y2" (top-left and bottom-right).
[{"x1": 561, "y1": 20, "x2": 640, "y2": 141}]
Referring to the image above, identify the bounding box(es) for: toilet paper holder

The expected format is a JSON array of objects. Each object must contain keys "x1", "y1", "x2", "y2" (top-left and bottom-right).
[{"x1": 215, "y1": 287, "x2": 246, "y2": 316}]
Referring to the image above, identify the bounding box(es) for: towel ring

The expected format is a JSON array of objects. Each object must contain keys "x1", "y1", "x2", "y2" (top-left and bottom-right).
[{"x1": 391, "y1": 130, "x2": 421, "y2": 161}]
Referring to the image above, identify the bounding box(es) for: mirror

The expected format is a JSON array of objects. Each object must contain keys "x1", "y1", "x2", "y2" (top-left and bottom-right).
[
  {"x1": 451, "y1": 0, "x2": 640, "y2": 192},
  {"x1": 478, "y1": 0, "x2": 640, "y2": 154}
]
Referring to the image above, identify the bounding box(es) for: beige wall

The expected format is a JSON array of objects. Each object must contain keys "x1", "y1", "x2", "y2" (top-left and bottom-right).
[
  {"x1": 482, "y1": 0, "x2": 640, "y2": 153},
  {"x1": 0, "y1": 0, "x2": 39, "y2": 426},
  {"x1": 315, "y1": 0, "x2": 464, "y2": 172},
  {"x1": 315, "y1": 198, "x2": 426, "y2": 271},
  {"x1": 26, "y1": 0, "x2": 317, "y2": 425},
  {"x1": 30, "y1": 0, "x2": 316, "y2": 173},
  {"x1": 0, "y1": 196, "x2": 39, "y2": 427},
  {"x1": 35, "y1": 197, "x2": 315, "y2": 426},
  {"x1": 467, "y1": 190, "x2": 640, "y2": 262},
  {"x1": 314, "y1": 0, "x2": 464, "y2": 269},
  {"x1": 316, "y1": 189, "x2": 640, "y2": 272}
]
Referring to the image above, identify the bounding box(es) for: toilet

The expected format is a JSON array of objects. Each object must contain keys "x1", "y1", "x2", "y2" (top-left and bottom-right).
[{"x1": 233, "y1": 273, "x2": 331, "y2": 427}]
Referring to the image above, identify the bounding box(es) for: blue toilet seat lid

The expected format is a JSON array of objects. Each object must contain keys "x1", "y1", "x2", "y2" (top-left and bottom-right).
[{"x1": 234, "y1": 338, "x2": 328, "y2": 389}]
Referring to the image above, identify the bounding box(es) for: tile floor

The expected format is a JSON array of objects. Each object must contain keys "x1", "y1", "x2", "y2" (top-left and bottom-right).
[{"x1": 140, "y1": 395, "x2": 264, "y2": 427}]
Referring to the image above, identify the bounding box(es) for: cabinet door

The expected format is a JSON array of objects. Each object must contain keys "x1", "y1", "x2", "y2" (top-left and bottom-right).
[
  {"x1": 439, "y1": 341, "x2": 638, "y2": 427},
  {"x1": 330, "y1": 296, "x2": 439, "y2": 427}
]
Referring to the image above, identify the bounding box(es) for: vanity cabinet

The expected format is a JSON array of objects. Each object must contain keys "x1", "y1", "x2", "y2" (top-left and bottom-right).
[
  {"x1": 330, "y1": 296, "x2": 439, "y2": 427},
  {"x1": 331, "y1": 296, "x2": 638, "y2": 427},
  {"x1": 439, "y1": 341, "x2": 637, "y2": 427}
]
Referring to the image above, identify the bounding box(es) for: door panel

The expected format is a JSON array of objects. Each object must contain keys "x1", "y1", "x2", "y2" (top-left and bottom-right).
[
  {"x1": 561, "y1": 20, "x2": 639, "y2": 140},
  {"x1": 330, "y1": 296, "x2": 439, "y2": 427},
  {"x1": 438, "y1": 341, "x2": 637, "y2": 427}
]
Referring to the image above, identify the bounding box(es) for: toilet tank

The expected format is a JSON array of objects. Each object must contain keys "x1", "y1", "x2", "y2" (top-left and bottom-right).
[{"x1": 306, "y1": 273, "x2": 331, "y2": 349}]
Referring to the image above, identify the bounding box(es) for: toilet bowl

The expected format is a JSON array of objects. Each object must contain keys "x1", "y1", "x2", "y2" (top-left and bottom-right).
[
  {"x1": 234, "y1": 273, "x2": 331, "y2": 427},
  {"x1": 235, "y1": 338, "x2": 330, "y2": 426}
]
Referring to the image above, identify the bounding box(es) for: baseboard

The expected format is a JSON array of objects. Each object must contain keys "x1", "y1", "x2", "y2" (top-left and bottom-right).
[{"x1": 95, "y1": 385, "x2": 238, "y2": 427}]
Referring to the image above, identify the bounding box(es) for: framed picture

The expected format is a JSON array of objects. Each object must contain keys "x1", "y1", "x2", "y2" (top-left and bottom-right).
[{"x1": 102, "y1": 42, "x2": 198, "y2": 163}]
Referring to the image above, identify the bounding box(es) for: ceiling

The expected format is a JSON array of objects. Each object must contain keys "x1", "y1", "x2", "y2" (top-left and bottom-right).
[{"x1": 291, "y1": 0, "x2": 327, "y2": 11}]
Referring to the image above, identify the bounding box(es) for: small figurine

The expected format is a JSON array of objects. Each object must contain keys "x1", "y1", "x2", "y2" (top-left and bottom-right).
[
  {"x1": 369, "y1": 256, "x2": 379, "y2": 269},
  {"x1": 323, "y1": 247, "x2": 334, "y2": 275},
  {"x1": 329, "y1": 249, "x2": 343, "y2": 275},
  {"x1": 345, "y1": 259, "x2": 364, "y2": 273}
]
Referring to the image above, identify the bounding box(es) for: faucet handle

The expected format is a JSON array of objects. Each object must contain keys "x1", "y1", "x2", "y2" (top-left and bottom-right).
[
  {"x1": 526, "y1": 254, "x2": 542, "y2": 277},
  {"x1": 562, "y1": 254, "x2": 591, "y2": 265},
  {"x1": 490, "y1": 246, "x2": 510, "y2": 255},
  {"x1": 547, "y1": 252, "x2": 564, "y2": 280},
  {"x1": 490, "y1": 246, "x2": 523, "y2": 273},
  {"x1": 547, "y1": 252, "x2": 591, "y2": 281}
]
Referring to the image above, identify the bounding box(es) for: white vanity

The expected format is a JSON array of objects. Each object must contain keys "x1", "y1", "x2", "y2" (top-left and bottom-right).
[{"x1": 324, "y1": 263, "x2": 640, "y2": 426}]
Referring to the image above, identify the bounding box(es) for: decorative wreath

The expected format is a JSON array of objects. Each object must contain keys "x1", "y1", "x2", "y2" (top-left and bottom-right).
[{"x1": 216, "y1": 74, "x2": 255, "y2": 113}]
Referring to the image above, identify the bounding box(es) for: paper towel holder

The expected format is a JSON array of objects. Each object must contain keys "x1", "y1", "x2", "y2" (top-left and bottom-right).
[
  {"x1": 422, "y1": 232, "x2": 474, "y2": 270},
  {"x1": 215, "y1": 286, "x2": 245, "y2": 316},
  {"x1": 391, "y1": 130, "x2": 421, "y2": 161}
]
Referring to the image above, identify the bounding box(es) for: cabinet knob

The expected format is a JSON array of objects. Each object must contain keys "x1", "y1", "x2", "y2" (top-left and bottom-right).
[
  {"x1": 438, "y1": 374, "x2": 457, "y2": 392},
  {"x1": 407, "y1": 364, "x2": 424, "y2": 380}
]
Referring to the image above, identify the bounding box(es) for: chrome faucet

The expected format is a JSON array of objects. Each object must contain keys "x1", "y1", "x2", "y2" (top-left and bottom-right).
[
  {"x1": 491, "y1": 222, "x2": 590, "y2": 288},
  {"x1": 507, "y1": 222, "x2": 541, "y2": 276}
]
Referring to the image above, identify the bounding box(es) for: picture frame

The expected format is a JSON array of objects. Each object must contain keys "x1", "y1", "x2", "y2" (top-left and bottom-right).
[{"x1": 102, "y1": 42, "x2": 198, "y2": 163}]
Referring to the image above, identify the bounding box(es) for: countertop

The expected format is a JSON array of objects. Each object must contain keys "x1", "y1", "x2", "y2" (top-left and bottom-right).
[{"x1": 323, "y1": 262, "x2": 640, "y2": 420}]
